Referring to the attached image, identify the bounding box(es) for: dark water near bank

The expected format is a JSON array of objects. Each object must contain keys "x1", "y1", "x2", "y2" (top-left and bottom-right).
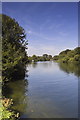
[{"x1": 5, "y1": 62, "x2": 79, "y2": 118}]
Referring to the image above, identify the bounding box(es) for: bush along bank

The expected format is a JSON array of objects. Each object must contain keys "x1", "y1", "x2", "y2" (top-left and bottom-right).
[
  {"x1": 53, "y1": 47, "x2": 80, "y2": 64},
  {"x1": 0, "y1": 98, "x2": 19, "y2": 120}
]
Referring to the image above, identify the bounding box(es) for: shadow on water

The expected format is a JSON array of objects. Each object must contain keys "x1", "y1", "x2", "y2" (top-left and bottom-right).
[
  {"x1": 2, "y1": 77, "x2": 29, "y2": 117},
  {"x1": 58, "y1": 62, "x2": 80, "y2": 77}
]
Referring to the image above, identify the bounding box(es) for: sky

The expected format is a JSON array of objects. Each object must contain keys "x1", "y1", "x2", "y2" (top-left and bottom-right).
[{"x1": 2, "y1": 2, "x2": 78, "y2": 56}]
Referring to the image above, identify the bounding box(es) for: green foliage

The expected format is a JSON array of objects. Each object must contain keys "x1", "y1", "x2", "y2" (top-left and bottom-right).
[
  {"x1": 53, "y1": 47, "x2": 80, "y2": 64},
  {"x1": 74, "y1": 54, "x2": 80, "y2": 62},
  {"x1": 59, "y1": 49, "x2": 71, "y2": 55},
  {"x1": 1, "y1": 106, "x2": 14, "y2": 120},
  {"x1": 0, "y1": 100, "x2": 19, "y2": 120},
  {"x1": 48, "y1": 55, "x2": 52, "y2": 59},
  {"x1": 2, "y1": 14, "x2": 28, "y2": 82},
  {"x1": 74, "y1": 47, "x2": 80, "y2": 54},
  {"x1": 28, "y1": 56, "x2": 33, "y2": 62},
  {"x1": 53, "y1": 55, "x2": 59, "y2": 60},
  {"x1": 43, "y1": 54, "x2": 48, "y2": 58},
  {"x1": 28, "y1": 54, "x2": 52, "y2": 62},
  {"x1": 61, "y1": 56, "x2": 69, "y2": 63},
  {"x1": 68, "y1": 57, "x2": 74, "y2": 63},
  {"x1": 32, "y1": 55, "x2": 38, "y2": 62},
  {"x1": 67, "y1": 50, "x2": 75, "y2": 57}
]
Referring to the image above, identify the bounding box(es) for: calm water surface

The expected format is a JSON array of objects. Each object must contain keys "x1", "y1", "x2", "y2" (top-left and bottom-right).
[{"x1": 6, "y1": 61, "x2": 78, "y2": 118}]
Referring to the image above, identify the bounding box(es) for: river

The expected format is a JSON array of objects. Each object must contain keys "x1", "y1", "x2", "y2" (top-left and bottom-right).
[{"x1": 4, "y1": 61, "x2": 79, "y2": 118}]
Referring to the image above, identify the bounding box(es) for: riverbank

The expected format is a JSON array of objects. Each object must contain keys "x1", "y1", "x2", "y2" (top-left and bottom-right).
[{"x1": 53, "y1": 47, "x2": 80, "y2": 64}]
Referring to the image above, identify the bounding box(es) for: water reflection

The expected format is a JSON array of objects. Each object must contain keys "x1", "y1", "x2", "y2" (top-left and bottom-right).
[
  {"x1": 28, "y1": 61, "x2": 53, "y2": 69},
  {"x1": 3, "y1": 62, "x2": 78, "y2": 118},
  {"x1": 31, "y1": 62, "x2": 38, "y2": 68},
  {"x1": 2, "y1": 79, "x2": 28, "y2": 116},
  {"x1": 26, "y1": 62, "x2": 78, "y2": 118},
  {"x1": 58, "y1": 62, "x2": 80, "y2": 77}
]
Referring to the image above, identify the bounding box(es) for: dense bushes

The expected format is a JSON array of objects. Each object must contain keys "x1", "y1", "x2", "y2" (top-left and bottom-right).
[
  {"x1": 53, "y1": 47, "x2": 80, "y2": 64},
  {"x1": 2, "y1": 14, "x2": 28, "y2": 82}
]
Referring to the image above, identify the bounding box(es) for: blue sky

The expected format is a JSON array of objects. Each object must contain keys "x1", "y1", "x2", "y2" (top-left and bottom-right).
[{"x1": 2, "y1": 2, "x2": 78, "y2": 56}]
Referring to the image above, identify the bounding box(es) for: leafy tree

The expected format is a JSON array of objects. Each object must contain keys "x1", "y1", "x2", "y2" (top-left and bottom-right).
[
  {"x1": 2, "y1": 14, "x2": 28, "y2": 81},
  {"x1": 59, "y1": 49, "x2": 71, "y2": 55},
  {"x1": 43, "y1": 54, "x2": 48, "y2": 58},
  {"x1": 48, "y1": 55, "x2": 52, "y2": 59},
  {"x1": 32, "y1": 55, "x2": 37, "y2": 62}
]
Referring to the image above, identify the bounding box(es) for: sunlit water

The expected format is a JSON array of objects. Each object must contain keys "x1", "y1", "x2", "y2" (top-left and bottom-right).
[{"x1": 5, "y1": 61, "x2": 78, "y2": 118}]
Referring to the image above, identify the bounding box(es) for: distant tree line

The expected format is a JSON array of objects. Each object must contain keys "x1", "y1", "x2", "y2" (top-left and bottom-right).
[
  {"x1": 28, "y1": 54, "x2": 52, "y2": 62},
  {"x1": 28, "y1": 47, "x2": 80, "y2": 64},
  {"x1": 53, "y1": 47, "x2": 80, "y2": 64}
]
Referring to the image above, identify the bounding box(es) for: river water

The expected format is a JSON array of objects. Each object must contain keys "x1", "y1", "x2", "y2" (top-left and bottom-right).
[{"x1": 5, "y1": 61, "x2": 79, "y2": 118}]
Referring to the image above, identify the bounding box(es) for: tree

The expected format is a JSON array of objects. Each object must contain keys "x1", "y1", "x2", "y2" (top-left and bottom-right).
[
  {"x1": 59, "y1": 49, "x2": 71, "y2": 55},
  {"x1": 31, "y1": 55, "x2": 37, "y2": 62},
  {"x1": 48, "y1": 55, "x2": 52, "y2": 59},
  {"x1": 2, "y1": 14, "x2": 28, "y2": 81},
  {"x1": 74, "y1": 47, "x2": 80, "y2": 55},
  {"x1": 43, "y1": 54, "x2": 48, "y2": 58}
]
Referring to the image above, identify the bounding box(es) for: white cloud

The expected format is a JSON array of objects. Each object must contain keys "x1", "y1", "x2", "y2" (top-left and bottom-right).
[
  {"x1": 27, "y1": 42, "x2": 77, "y2": 56},
  {"x1": 28, "y1": 44, "x2": 60, "y2": 56}
]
